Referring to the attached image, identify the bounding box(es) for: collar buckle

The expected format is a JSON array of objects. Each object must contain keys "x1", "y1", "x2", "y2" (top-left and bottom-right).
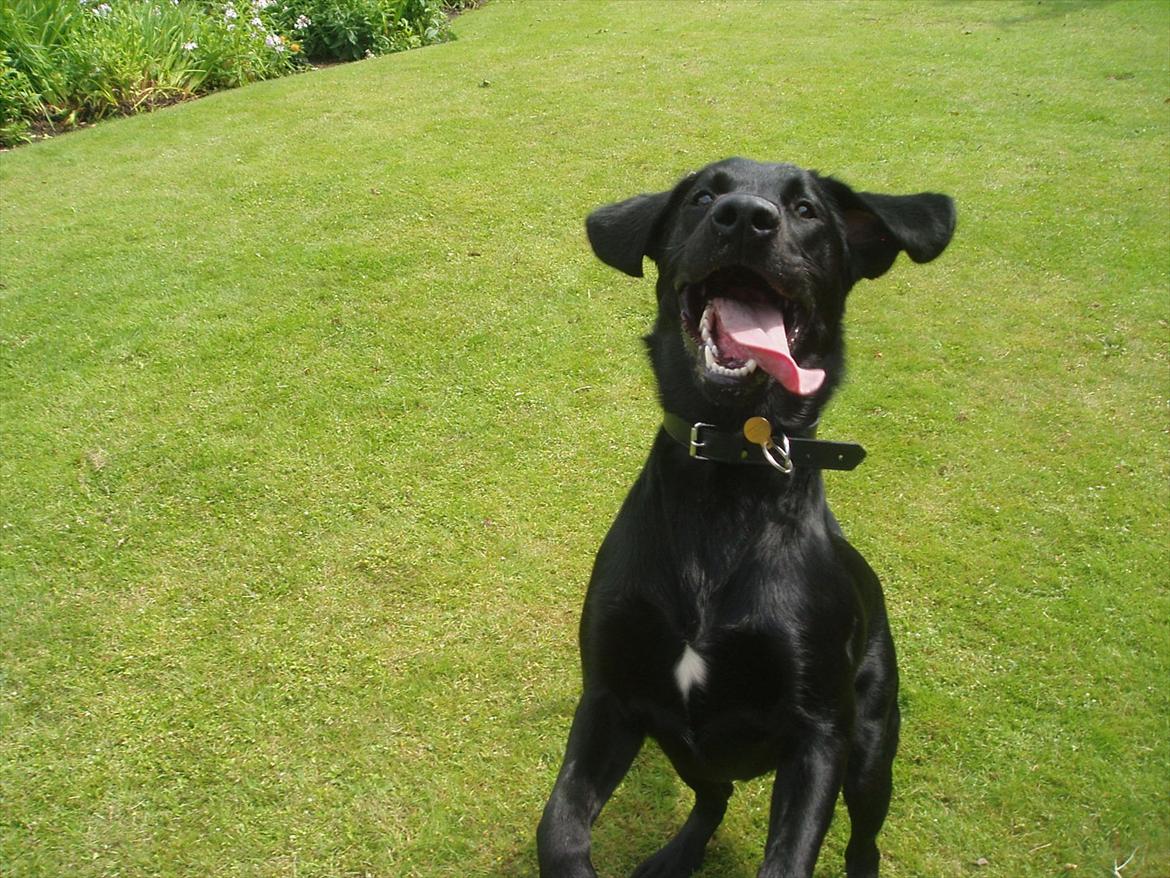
[{"x1": 688, "y1": 421, "x2": 719, "y2": 460}]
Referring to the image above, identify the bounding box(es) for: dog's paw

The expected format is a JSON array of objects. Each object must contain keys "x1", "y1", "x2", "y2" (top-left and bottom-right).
[{"x1": 630, "y1": 840, "x2": 706, "y2": 878}]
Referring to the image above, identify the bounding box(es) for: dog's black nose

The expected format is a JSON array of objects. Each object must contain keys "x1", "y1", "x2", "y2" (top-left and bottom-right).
[{"x1": 711, "y1": 193, "x2": 780, "y2": 241}]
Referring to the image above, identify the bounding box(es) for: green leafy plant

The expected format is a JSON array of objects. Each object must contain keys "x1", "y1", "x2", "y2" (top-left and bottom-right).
[{"x1": 0, "y1": 50, "x2": 40, "y2": 145}]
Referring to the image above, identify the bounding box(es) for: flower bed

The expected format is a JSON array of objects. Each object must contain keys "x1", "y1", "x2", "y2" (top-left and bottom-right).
[{"x1": 0, "y1": 0, "x2": 460, "y2": 147}]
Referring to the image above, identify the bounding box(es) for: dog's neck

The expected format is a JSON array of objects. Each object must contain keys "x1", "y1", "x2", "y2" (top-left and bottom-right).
[
  {"x1": 662, "y1": 399, "x2": 824, "y2": 439},
  {"x1": 649, "y1": 429, "x2": 831, "y2": 524}
]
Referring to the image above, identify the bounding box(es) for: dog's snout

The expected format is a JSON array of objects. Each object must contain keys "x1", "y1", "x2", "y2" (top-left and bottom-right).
[{"x1": 711, "y1": 193, "x2": 780, "y2": 241}]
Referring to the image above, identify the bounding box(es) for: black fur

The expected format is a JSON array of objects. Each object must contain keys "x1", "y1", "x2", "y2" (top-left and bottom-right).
[{"x1": 538, "y1": 158, "x2": 955, "y2": 878}]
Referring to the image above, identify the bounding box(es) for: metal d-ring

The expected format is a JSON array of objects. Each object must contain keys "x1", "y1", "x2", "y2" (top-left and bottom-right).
[{"x1": 761, "y1": 434, "x2": 794, "y2": 474}]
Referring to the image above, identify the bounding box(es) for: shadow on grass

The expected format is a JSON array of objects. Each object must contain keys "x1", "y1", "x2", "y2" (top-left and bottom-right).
[
  {"x1": 489, "y1": 742, "x2": 755, "y2": 878},
  {"x1": 991, "y1": 0, "x2": 1118, "y2": 26}
]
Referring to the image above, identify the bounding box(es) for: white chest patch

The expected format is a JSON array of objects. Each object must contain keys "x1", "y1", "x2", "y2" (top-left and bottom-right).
[{"x1": 674, "y1": 644, "x2": 708, "y2": 702}]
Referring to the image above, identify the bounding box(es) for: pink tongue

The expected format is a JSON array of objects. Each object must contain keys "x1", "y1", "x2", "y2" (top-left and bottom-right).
[{"x1": 714, "y1": 297, "x2": 825, "y2": 396}]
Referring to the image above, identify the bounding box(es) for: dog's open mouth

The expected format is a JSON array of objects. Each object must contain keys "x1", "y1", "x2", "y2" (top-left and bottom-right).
[{"x1": 679, "y1": 267, "x2": 826, "y2": 396}]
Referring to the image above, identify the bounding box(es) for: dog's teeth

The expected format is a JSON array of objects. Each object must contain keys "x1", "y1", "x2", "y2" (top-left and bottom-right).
[
  {"x1": 700, "y1": 303, "x2": 714, "y2": 345},
  {"x1": 701, "y1": 331, "x2": 757, "y2": 379},
  {"x1": 705, "y1": 356, "x2": 758, "y2": 379}
]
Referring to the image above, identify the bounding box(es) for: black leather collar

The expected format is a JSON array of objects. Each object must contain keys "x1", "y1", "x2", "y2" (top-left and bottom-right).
[{"x1": 662, "y1": 411, "x2": 866, "y2": 472}]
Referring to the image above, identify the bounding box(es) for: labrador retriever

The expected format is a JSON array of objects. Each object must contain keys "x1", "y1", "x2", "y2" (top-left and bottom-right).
[{"x1": 537, "y1": 158, "x2": 955, "y2": 878}]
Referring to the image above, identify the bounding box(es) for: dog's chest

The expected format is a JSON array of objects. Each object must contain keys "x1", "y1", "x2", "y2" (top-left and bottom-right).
[
  {"x1": 673, "y1": 643, "x2": 709, "y2": 702},
  {"x1": 674, "y1": 622, "x2": 796, "y2": 708},
  {"x1": 587, "y1": 476, "x2": 861, "y2": 776},
  {"x1": 649, "y1": 621, "x2": 808, "y2": 779},
  {"x1": 598, "y1": 593, "x2": 805, "y2": 720}
]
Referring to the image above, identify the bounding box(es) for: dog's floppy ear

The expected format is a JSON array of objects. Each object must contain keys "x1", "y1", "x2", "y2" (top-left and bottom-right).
[
  {"x1": 818, "y1": 176, "x2": 956, "y2": 280},
  {"x1": 586, "y1": 175, "x2": 692, "y2": 278}
]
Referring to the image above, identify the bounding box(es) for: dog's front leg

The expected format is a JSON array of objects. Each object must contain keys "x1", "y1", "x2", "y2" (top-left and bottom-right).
[
  {"x1": 537, "y1": 689, "x2": 645, "y2": 878},
  {"x1": 757, "y1": 735, "x2": 848, "y2": 878}
]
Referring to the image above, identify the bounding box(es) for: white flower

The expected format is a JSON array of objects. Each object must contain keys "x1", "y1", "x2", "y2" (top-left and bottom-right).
[
  {"x1": 250, "y1": 16, "x2": 262, "y2": 27},
  {"x1": 182, "y1": 41, "x2": 198, "y2": 51},
  {"x1": 252, "y1": 0, "x2": 274, "y2": 8},
  {"x1": 294, "y1": 14, "x2": 311, "y2": 30},
  {"x1": 224, "y1": 5, "x2": 237, "y2": 19},
  {"x1": 93, "y1": 3, "x2": 111, "y2": 16},
  {"x1": 265, "y1": 32, "x2": 285, "y2": 51}
]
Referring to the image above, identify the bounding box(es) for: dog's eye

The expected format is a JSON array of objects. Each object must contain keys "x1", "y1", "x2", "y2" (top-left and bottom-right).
[
  {"x1": 795, "y1": 201, "x2": 817, "y2": 219},
  {"x1": 692, "y1": 190, "x2": 714, "y2": 206}
]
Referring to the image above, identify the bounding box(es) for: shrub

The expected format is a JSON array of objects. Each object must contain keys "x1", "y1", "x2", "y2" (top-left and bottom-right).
[{"x1": 265, "y1": 0, "x2": 452, "y2": 63}]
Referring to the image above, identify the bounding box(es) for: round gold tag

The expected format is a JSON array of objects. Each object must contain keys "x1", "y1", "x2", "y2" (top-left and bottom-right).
[{"x1": 743, "y1": 416, "x2": 773, "y2": 447}]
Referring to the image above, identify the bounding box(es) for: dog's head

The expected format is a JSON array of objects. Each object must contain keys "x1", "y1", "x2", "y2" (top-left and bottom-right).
[{"x1": 586, "y1": 158, "x2": 955, "y2": 428}]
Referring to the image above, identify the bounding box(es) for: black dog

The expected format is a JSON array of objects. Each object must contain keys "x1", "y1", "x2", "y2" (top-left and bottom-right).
[{"x1": 537, "y1": 158, "x2": 955, "y2": 878}]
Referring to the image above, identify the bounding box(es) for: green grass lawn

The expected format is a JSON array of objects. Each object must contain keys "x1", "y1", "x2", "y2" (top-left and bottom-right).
[{"x1": 1, "y1": 1, "x2": 1167, "y2": 876}]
